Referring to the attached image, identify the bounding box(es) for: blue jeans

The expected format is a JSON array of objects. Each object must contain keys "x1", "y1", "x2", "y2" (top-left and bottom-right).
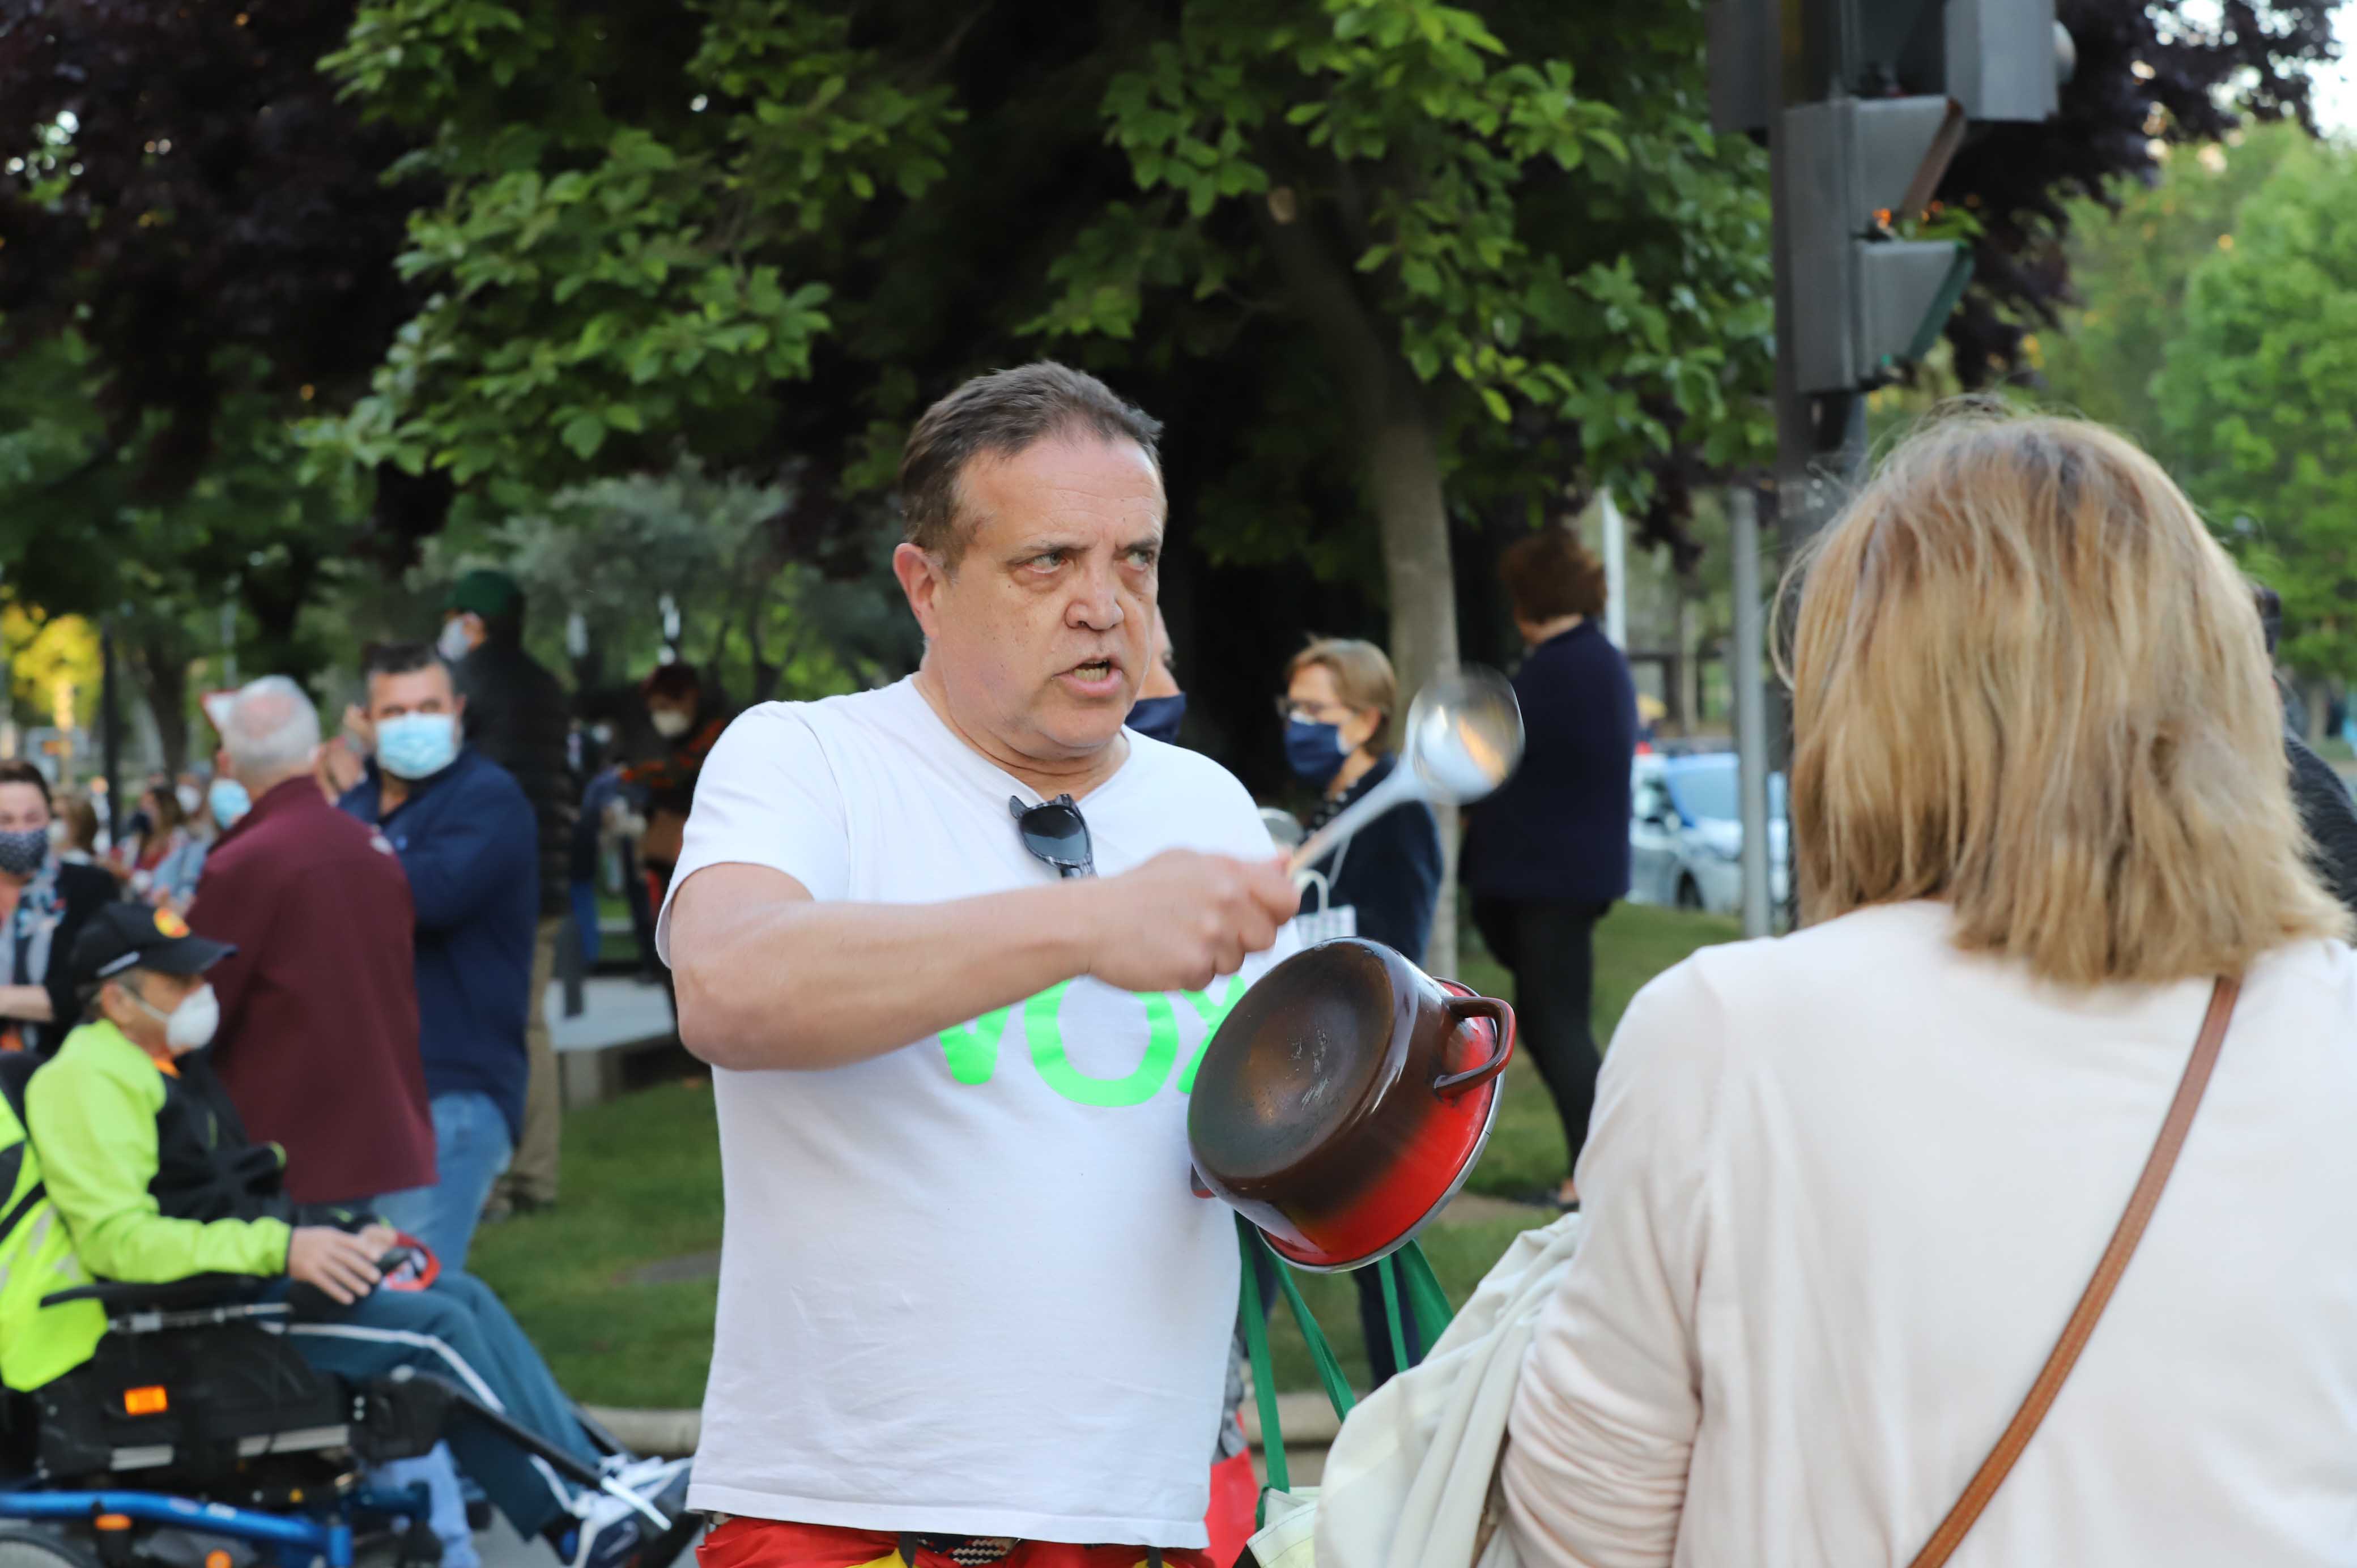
[
  {"x1": 282, "y1": 1271, "x2": 597, "y2": 1541},
  {"x1": 373, "y1": 1091, "x2": 514, "y2": 1274}
]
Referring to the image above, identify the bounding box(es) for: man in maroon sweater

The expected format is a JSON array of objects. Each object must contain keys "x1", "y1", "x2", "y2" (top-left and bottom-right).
[{"x1": 189, "y1": 675, "x2": 435, "y2": 1207}]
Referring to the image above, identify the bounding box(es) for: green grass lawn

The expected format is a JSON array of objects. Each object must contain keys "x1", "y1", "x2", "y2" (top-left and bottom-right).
[{"x1": 471, "y1": 902, "x2": 1741, "y2": 1407}]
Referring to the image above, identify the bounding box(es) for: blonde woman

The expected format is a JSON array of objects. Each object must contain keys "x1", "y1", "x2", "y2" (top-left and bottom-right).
[{"x1": 1501, "y1": 414, "x2": 2357, "y2": 1566}]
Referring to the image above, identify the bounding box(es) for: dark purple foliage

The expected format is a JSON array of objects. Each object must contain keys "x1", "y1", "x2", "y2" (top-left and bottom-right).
[
  {"x1": 1943, "y1": 0, "x2": 2339, "y2": 385},
  {"x1": 0, "y1": 1, "x2": 423, "y2": 519}
]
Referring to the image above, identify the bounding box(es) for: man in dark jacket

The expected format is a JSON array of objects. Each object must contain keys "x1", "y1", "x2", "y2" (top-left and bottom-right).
[
  {"x1": 190, "y1": 675, "x2": 435, "y2": 1208},
  {"x1": 1462, "y1": 527, "x2": 1636, "y2": 1211},
  {"x1": 340, "y1": 641, "x2": 539, "y2": 1272},
  {"x1": 440, "y1": 569, "x2": 572, "y2": 1215}
]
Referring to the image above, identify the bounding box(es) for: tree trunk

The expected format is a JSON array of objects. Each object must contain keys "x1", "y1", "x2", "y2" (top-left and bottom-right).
[
  {"x1": 126, "y1": 627, "x2": 190, "y2": 780},
  {"x1": 1254, "y1": 190, "x2": 1465, "y2": 974},
  {"x1": 1365, "y1": 399, "x2": 1463, "y2": 974}
]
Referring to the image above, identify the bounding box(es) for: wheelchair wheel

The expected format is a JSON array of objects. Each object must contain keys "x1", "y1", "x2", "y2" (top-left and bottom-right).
[{"x1": 0, "y1": 1528, "x2": 100, "y2": 1568}]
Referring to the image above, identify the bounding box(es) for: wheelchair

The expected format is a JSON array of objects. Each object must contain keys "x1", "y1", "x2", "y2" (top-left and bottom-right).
[{"x1": 0, "y1": 1060, "x2": 645, "y2": 1568}]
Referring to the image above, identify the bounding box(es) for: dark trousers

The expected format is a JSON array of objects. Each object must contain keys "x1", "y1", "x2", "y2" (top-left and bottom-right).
[
  {"x1": 1352, "y1": 1261, "x2": 1423, "y2": 1386},
  {"x1": 1474, "y1": 896, "x2": 1609, "y2": 1183}
]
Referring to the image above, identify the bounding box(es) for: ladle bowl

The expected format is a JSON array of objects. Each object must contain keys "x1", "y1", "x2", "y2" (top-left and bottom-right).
[{"x1": 1289, "y1": 665, "x2": 1524, "y2": 875}]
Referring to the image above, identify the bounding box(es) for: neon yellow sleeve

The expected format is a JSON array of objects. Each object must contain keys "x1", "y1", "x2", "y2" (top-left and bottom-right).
[{"x1": 26, "y1": 1029, "x2": 290, "y2": 1282}]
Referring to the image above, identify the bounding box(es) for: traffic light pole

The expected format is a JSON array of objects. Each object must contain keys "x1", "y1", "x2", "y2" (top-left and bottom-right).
[
  {"x1": 1739, "y1": 0, "x2": 1865, "y2": 936},
  {"x1": 1716, "y1": 0, "x2": 2056, "y2": 934}
]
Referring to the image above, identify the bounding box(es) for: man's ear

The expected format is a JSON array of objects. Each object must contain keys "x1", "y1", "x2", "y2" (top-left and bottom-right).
[{"x1": 892, "y1": 542, "x2": 948, "y2": 642}]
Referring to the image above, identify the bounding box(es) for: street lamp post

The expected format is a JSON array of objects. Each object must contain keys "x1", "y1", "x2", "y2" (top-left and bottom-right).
[{"x1": 99, "y1": 616, "x2": 124, "y2": 843}]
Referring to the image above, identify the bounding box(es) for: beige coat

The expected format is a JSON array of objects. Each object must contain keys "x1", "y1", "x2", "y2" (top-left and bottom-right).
[{"x1": 1503, "y1": 902, "x2": 2357, "y2": 1567}]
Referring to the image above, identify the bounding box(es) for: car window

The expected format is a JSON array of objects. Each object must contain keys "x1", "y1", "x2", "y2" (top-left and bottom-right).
[{"x1": 1666, "y1": 759, "x2": 1738, "y2": 823}]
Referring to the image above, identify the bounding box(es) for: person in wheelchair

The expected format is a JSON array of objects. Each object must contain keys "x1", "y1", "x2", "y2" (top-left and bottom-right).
[{"x1": 22, "y1": 902, "x2": 692, "y2": 1568}]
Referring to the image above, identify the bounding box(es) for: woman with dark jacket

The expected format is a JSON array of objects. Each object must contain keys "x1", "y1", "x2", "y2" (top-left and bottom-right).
[
  {"x1": 1285, "y1": 639, "x2": 1443, "y2": 957},
  {"x1": 1462, "y1": 527, "x2": 1637, "y2": 1211},
  {"x1": 0, "y1": 761, "x2": 120, "y2": 1053},
  {"x1": 1283, "y1": 637, "x2": 1443, "y2": 1385}
]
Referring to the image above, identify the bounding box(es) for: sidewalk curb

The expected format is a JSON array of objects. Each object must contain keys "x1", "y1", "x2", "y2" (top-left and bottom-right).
[
  {"x1": 586, "y1": 1406, "x2": 701, "y2": 1458},
  {"x1": 584, "y1": 1390, "x2": 1341, "y2": 1460}
]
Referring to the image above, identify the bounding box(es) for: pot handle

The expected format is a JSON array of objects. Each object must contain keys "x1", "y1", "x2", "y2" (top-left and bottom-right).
[{"x1": 1432, "y1": 995, "x2": 1516, "y2": 1098}]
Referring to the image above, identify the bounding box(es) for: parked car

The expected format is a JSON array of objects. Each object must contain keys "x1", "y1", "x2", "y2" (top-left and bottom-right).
[{"x1": 1628, "y1": 751, "x2": 1790, "y2": 917}]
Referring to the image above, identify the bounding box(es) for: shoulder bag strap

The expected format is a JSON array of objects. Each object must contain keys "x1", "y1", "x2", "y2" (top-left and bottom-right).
[{"x1": 1909, "y1": 974, "x2": 2239, "y2": 1568}]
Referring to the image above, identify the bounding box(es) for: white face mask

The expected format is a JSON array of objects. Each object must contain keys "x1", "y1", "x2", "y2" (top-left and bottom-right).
[
  {"x1": 127, "y1": 981, "x2": 220, "y2": 1055},
  {"x1": 650, "y1": 709, "x2": 692, "y2": 739},
  {"x1": 437, "y1": 616, "x2": 477, "y2": 663}
]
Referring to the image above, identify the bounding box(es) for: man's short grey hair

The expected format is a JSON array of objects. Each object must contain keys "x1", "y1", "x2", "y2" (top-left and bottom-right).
[
  {"x1": 222, "y1": 676, "x2": 322, "y2": 773},
  {"x1": 896, "y1": 362, "x2": 1163, "y2": 565}
]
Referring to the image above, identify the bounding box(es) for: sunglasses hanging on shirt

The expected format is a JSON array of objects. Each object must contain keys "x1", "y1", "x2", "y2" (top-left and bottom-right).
[{"x1": 1011, "y1": 794, "x2": 1095, "y2": 879}]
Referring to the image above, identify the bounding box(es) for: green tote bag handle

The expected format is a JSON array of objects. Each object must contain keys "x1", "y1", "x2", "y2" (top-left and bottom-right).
[{"x1": 1235, "y1": 1216, "x2": 1453, "y2": 1505}]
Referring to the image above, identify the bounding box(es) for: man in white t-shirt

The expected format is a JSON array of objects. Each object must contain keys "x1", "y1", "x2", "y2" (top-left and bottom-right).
[{"x1": 660, "y1": 363, "x2": 1301, "y2": 1568}]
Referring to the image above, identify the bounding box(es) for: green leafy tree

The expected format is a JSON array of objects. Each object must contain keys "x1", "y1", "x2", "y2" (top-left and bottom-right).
[
  {"x1": 2156, "y1": 138, "x2": 2357, "y2": 688},
  {"x1": 2033, "y1": 122, "x2": 2304, "y2": 449},
  {"x1": 0, "y1": 330, "x2": 365, "y2": 765},
  {"x1": 318, "y1": 0, "x2": 1773, "y2": 667},
  {"x1": 1022, "y1": 1, "x2": 1771, "y2": 721},
  {"x1": 435, "y1": 459, "x2": 916, "y2": 704},
  {"x1": 318, "y1": 0, "x2": 1777, "y2": 968},
  {"x1": 313, "y1": 1, "x2": 957, "y2": 515}
]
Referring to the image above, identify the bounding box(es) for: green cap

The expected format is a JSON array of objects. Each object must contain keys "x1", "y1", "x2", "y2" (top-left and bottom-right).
[{"x1": 445, "y1": 568, "x2": 523, "y2": 620}]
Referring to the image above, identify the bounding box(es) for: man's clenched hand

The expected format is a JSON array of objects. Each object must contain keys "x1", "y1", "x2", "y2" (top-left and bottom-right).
[{"x1": 1075, "y1": 850, "x2": 1299, "y2": 994}]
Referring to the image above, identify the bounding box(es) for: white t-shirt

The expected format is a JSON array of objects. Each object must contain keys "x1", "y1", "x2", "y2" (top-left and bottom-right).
[{"x1": 655, "y1": 678, "x2": 1296, "y2": 1547}]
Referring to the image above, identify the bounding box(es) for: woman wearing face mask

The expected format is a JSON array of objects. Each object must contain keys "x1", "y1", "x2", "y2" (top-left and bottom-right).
[
  {"x1": 1278, "y1": 637, "x2": 1442, "y2": 1387},
  {"x1": 127, "y1": 782, "x2": 207, "y2": 914},
  {"x1": 0, "y1": 761, "x2": 125, "y2": 1054},
  {"x1": 1128, "y1": 608, "x2": 1188, "y2": 746},
  {"x1": 618, "y1": 662, "x2": 730, "y2": 911}
]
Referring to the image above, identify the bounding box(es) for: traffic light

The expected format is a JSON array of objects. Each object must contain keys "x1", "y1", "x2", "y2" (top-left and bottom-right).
[
  {"x1": 1782, "y1": 96, "x2": 1971, "y2": 393},
  {"x1": 1894, "y1": 0, "x2": 2064, "y2": 122},
  {"x1": 1708, "y1": 0, "x2": 2062, "y2": 393}
]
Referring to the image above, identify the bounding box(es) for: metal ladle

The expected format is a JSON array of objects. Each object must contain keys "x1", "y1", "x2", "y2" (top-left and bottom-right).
[{"x1": 1288, "y1": 666, "x2": 1525, "y2": 875}]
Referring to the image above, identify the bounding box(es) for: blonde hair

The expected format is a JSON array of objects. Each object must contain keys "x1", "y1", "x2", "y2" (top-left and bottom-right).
[
  {"x1": 1288, "y1": 638, "x2": 1399, "y2": 727},
  {"x1": 1787, "y1": 408, "x2": 2347, "y2": 986}
]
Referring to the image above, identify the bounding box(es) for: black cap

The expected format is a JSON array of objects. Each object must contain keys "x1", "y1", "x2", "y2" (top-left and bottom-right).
[{"x1": 70, "y1": 904, "x2": 236, "y2": 990}]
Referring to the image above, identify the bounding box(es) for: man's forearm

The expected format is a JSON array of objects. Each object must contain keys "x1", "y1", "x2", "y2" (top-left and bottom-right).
[{"x1": 672, "y1": 868, "x2": 1094, "y2": 1071}]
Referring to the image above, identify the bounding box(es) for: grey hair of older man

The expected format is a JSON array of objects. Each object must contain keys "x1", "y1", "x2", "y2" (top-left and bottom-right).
[{"x1": 220, "y1": 675, "x2": 323, "y2": 789}]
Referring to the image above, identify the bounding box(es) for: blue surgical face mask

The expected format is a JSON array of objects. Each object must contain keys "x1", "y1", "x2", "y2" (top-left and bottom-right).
[
  {"x1": 1284, "y1": 718, "x2": 1351, "y2": 787},
  {"x1": 376, "y1": 713, "x2": 461, "y2": 781},
  {"x1": 209, "y1": 777, "x2": 252, "y2": 832},
  {"x1": 1128, "y1": 694, "x2": 1187, "y2": 745}
]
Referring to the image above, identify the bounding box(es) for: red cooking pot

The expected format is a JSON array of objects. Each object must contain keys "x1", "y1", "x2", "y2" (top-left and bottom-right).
[{"x1": 1188, "y1": 938, "x2": 1515, "y2": 1271}]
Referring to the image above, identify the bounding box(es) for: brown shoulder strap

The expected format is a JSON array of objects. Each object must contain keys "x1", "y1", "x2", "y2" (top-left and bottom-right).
[{"x1": 1908, "y1": 974, "x2": 2239, "y2": 1568}]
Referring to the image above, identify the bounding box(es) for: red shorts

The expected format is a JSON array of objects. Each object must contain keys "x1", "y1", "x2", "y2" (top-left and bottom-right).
[{"x1": 695, "y1": 1516, "x2": 1219, "y2": 1568}]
